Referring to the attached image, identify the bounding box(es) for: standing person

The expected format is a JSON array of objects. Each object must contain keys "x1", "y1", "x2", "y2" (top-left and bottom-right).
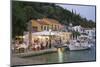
[
  {"x1": 43, "y1": 41, "x2": 46, "y2": 49},
  {"x1": 34, "y1": 44, "x2": 38, "y2": 51},
  {"x1": 32, "y1": 43, "x2": 35, "y2": 51},
  {"x1": 40, "y1": 41, "x2": 43, "y2": 50},
  {"x1": 22, "y1": 42, "x2": 28, "y2": 52},
  {"x1": 58, "y1": 38, "x2": 61, "y2": 44},
  {"x1": 11, "y1": 41, "x2": 15, "y2": 53},
  {"x1": 37, "y1": 38, "x2": 40, "y2": 50},
  {"x1": 51, "y1": 39, "x2": 56, "y2": 48},
  {"x1": 45, "y1": 38, "x2": 49, "y2": 48},
  {"x1": 18, "y1": 41, "x2": 25, "y2": 53},
  {"x1": 34, "y1": 38, "x2": 39, "y2": 51},
  {"x1": 34, "y1": 41, "x2": 37, "y2": 51},
  {"x1": 37, "y1": 39, "x2": 40, "y2": 50},
  {"x1": 15, "y1": 40, "x2": 20, "y2": 52}
]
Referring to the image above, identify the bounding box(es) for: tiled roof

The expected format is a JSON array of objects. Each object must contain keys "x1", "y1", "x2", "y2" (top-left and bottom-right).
[
  {"x1": 37, "y1": 20, "x2": 49, "y2": 25},
  {"x1": 32, "y1": 18, "x2": 63, "y2": 26},
  {"x1": 42, "y1": 18, "x2": 60, "y2": 24}
]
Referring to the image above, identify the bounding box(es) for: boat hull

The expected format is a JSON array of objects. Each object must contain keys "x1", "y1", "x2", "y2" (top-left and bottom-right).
[{"x1": 68, "y1": 45, "x2": 90, "y2": 51}]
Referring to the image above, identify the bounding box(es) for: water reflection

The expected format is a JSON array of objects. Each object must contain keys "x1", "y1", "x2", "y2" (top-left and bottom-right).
[
  {"x1": 57, "y1": 48, "x2": 64, "y2": 63},
  {"x1": 24, "y1": 45, "x2": 95, "y2": 64}
]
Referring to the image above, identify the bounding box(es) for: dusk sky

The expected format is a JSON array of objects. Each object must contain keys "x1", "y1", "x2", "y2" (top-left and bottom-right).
[{"x1": 57, "y1": 4, "x2": 96, "y2": 22}]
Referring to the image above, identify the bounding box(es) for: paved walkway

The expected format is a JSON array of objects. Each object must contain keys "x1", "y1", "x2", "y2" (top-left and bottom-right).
[
  {"x1": 11, "y1": 48, "x2": 57, "y2": 66},
  {"x1": 11, "y1": 55, "x2": 46, "y2": 66},
  {"x1": 14, "y1": 48, "x2": 57, "y2": 57}
]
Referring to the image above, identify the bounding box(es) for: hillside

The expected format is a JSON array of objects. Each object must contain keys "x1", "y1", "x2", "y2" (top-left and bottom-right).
[{"x1": 12, "y1": 1, "x2": 96, "y2": 38}]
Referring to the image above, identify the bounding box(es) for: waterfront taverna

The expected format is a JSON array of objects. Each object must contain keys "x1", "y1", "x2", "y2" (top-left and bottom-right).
[{"x1": 23, "y1": 18, "x2": 72, "y2": 50}]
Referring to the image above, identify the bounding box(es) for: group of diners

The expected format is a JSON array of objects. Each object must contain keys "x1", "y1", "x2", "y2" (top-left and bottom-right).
[
  {"x1": 12, "y1": 37, "x2": 64, "y2": 53},
  {"x1": 31, "y1": 38, "x2": 50, "y2": 51}
]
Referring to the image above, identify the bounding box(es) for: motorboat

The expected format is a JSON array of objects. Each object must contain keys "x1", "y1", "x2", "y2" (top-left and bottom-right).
[
  {"x1": 67, "y1": 41, "x2": 91, "y2": 51},
  {"x1": 67, "y1": 35, "x2": 93, "y2": 51}
]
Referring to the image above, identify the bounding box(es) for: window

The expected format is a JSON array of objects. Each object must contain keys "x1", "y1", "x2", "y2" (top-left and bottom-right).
[
  {"x1": 43, "y1": 25, "x2": 48, "y2": 31},
  {"x1": 51, "y1": 25, "x2": 53, "y2": 30},
  {"x1": 44, "y1": 26, "x2": 46, "y2": 30},
  {"x1": 58, "y1": 25, "x2": 59, "y2": 30},
  {"x1": 55, "y1": 25, "x2": 57, "y2": 31},
  {"x1": 32, "y1": 26, "x2": 38, "y2": 32},
  {"x1": 47, "y1": 25, "x2": 49, "y2": 31},
  {"x1": 41, "y1": 26, "x2": 43, "y2": 30}
]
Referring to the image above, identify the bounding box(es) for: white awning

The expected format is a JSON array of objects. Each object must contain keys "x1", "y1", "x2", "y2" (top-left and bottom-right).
[{"x1": 32, "y1": 31, "x2": 60, "y2": 36}]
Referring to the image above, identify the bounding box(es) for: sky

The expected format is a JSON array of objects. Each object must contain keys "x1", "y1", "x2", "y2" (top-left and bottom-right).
[{"x1": 56, "y1": 4, "x2": 96, "y2": 22}]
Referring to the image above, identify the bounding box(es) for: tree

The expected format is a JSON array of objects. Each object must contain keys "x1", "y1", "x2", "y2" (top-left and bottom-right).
[
  {"x1": 12, "y1": 1, "x2": 27, "y2": 38},
  {"x1": 12, "y1": 1, "x2": 95, "y2": 39},
  {"x1": 72, "y1": 31, "x2": 81, "y2": 39}
]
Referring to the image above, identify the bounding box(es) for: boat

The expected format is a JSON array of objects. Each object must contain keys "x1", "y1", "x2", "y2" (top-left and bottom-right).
[
  {"x1": 67, "y1": 35, "x2": 92, "y2": 51},
  {"x1": 68, "y1": 43, "x2": 91, "y2": 50}
]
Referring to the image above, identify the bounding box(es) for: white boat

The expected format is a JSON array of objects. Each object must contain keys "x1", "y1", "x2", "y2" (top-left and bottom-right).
[
  {"x1": 68, "y1": 43, "x2": 91, "y2": 50},
  {"x1": 67, "y1": 35, "x2": 92, "y2": 51}
]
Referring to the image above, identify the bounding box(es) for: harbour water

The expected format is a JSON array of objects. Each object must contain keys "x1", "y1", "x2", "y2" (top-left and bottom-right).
[{"x1": 24, "y1": 44, "x2": 96, "y2": 64}]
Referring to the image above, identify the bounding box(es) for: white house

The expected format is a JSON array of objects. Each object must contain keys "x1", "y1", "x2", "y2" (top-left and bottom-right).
[
  {"x1": 72, "y1": 25, "x2": 84, "y2": 33},
  {"x1": 85, "y1": 28, "x2": 96, "y2": 39}
]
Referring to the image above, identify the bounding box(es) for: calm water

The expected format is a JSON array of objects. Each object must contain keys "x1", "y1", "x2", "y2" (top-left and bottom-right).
[{"x1": 24, "y1": 44, "x2": 96, "y2": 64}]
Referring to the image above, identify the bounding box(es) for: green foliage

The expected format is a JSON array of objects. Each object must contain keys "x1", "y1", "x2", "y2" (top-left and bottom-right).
[
  {"x1": 72, "y1": 31, "x2": 81, "y2": 39},
  {"x1": 72, "y1": 31, "x2": 81, "y2": 36},
  {"x1": 12, "y1": 1, "x2": 95, "y2": 38}
]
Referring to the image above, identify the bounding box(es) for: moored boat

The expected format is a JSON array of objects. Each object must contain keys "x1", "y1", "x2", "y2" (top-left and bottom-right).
[
  {"x1": 68, "y1": 44, "x2": 90, "y2": 51},
  {"x1": 67, "y1": 35, "x2": 92, "y2": 51}
]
